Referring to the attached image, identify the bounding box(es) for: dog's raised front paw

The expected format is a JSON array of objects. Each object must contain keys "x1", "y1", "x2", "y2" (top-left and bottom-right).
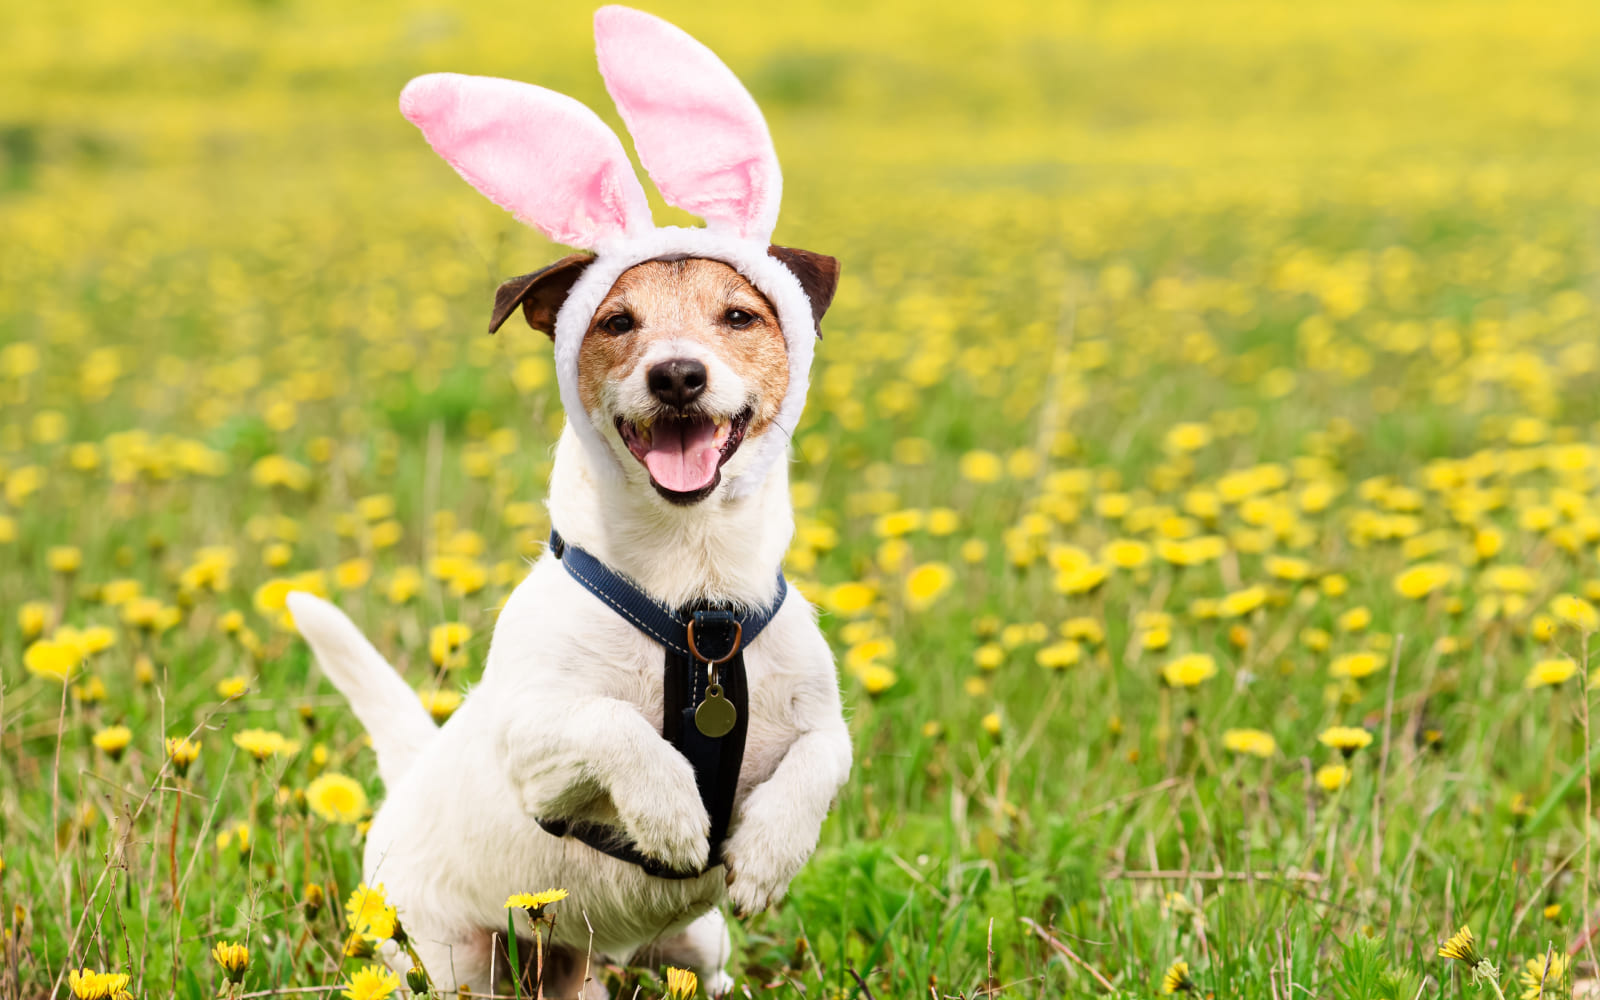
[
  {"x1": 617, "y1": 759, "x2": 712, "y2": 873},
  {"x1": 702, "y1": 970, "x2": 735, "y2": 997},
  {"x1": 720, "y1": 789, "x2": 826, "y2": 916},
  {"x1": 720, "y1": 833, "x2": 806, "y2": 917}
]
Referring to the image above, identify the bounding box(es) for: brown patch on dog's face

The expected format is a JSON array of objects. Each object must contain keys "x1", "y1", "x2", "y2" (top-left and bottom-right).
[{"x1": 577, "y1": 258, "x2": 790, "y2": 502}]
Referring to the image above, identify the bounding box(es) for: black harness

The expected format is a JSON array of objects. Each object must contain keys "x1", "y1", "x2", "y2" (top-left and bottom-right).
[{"x1": 538, "y1": 530, "x2": 787, "y2": 879}]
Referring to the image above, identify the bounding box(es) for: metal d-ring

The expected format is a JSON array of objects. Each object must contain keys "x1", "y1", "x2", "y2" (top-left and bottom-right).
[{"x1": 686, "y1": 618, "x2": 742, "y2": 665}]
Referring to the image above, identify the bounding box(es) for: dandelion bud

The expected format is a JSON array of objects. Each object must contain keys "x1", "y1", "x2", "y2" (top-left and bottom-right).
[
  {"x1": 343, "y1": 933, "x2": 375, "y2": 959},
  {"x1": 390, "y1": 916, "x2": 408, "y2": 946},
  {"x1": 1438, "y1": 925, "x2": 1482, "y2": 967},
  {"x1": 303, "y1": 883, "x2": 324, "y2": 920},
  {"x1": 165, "y1": 737, "x2": 200, "y2": 779},
  {"x1": 406, "y1": 967, "x2": 430, "y2": 995}
]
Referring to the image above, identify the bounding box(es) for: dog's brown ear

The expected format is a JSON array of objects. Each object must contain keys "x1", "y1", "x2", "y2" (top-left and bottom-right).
[
  {"x1": 490, "y1": 254, "x2": 595, "y2": 337},
  {"x1": 767, "y1": 245, "x2": 840, "y2": 336}
]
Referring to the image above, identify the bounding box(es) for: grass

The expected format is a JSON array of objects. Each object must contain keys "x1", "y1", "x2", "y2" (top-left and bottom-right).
[{"x1": 5, "y1": 0, "x2": 1600, "y2": 997}]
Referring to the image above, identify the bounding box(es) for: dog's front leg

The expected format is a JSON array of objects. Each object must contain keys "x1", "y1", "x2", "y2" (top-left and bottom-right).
[
  {"x1": 504, "y1": 697, "x2": 711, "y2": 873},
  {"x1": 721, "y1": 706, "x2": 851, "y2": 915}
]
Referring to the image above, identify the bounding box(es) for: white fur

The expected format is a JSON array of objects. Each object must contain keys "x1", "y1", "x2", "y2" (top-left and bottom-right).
[
  {"x1": 287, "y1": 422, "x2": 850, "y2": 998},
  {"x1": 553, "y1": 226, "x2": 817, "y2": 502}
]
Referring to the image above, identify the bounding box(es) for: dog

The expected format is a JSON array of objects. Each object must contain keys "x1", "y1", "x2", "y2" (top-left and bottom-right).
[{"x1": 287, "y1": 7, "x2": 850, "y2": 997}]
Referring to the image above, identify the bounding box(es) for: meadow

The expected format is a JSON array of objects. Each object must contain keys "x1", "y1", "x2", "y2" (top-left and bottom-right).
[{"x1": 6, "y1": 0, "x2": 1600, "y2": 996}]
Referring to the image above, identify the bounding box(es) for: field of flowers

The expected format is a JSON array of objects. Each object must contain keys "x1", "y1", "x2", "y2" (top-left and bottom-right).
[{"x1": 7, "y1": 0, "x2": 1600, "y2": 996}]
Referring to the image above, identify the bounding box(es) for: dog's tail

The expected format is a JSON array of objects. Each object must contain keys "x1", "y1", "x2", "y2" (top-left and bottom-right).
[{"x1": 286, "y1": 592, "x2": 437, "y2": 788}]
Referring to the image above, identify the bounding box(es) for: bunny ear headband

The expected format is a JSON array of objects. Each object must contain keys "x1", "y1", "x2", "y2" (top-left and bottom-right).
[{"x1": 399, "y1": 5, "x2": 838, "y2": 498}]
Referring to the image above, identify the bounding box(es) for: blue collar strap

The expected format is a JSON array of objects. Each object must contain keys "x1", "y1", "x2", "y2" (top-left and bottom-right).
[{"x1": 547, "y1": 529, "x2": 787, "y2": 658}]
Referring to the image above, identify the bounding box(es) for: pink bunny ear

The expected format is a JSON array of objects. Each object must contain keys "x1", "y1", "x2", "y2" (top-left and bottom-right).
[
  {"x1": 595, "y1": 6, "x2": 782, "y2": 241},
  {"x1": 400, "y1": 72, "x2": 652, "y2": 249}
]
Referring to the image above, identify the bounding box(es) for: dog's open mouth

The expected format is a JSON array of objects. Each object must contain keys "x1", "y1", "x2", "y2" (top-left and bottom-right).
[{"x1": 616, "y1": 407, "x2": 752, "y2": 503}]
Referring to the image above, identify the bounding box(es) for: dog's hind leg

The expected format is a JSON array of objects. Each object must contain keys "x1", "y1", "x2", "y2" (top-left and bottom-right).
[{"x1": 645, "y1": 909, "x2": 734, "y2": 997}]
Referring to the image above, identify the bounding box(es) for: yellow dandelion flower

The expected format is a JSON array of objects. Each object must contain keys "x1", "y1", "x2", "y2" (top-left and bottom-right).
[
  {"x1": 845, "y1": 638, "x2": 895, "y2": 672},
  {"x1": 345, "y1": 883, "x2": 396, "y2": 941},
  {"x1": 418, "y1": 688, "x2": 462, "y2": 722},
  {"x1": 858, "y1": 664, "x2": 898, "y2": 695},
  {"x1": 823, "y1": 581, "x2": 876, "y2": 616},
  {"x1": 1543, "y1": 903, "x2": 1562, "y2": 921},
  {"x1": 19, "y1": 600, "x2": 52, "y2": 638},
  {"x1": 1330, "y1": 651, "x2": 1383, "y2": 680},
  {"x1": 873, "y1": 508, "x2": 924, "y2": 537},
  {"x1": 216, "y1": 675, "x2": 248, "y2": 700},
  {"x1": 24, "y1": 638, "x2": 82, "y2": 683},
  {"x1": 1526, "y1": 658, "x2": 1577, "y2": 689},
  {"x1": 307, "y1": 773, "x2": 368, "y2": 824},
  {"x1": 48, "y1": 546, "x2": 83, "y2": 574},
  {"x1": 73, "y1": 676, "x2": 107, "y2": 705},
  {"x1": 1394, "y1": 562, "x2": 1457, "y2": 600},
  {"x1": 68, "y1": 969, "x2": 132, "y2": 1000},
  {"x1": 386, "y1": 566, "x2": 424, "y2": 605},
  {"x1": 505, "y1": 888, "x2": 568, "y2": 918},
  {"x1": 1316, "y1": 763, "x2": 1351, "y2": 792},
  {"x1": 1161, "y1": 653, "x2": 1217, "y2": 689},
  {"x1": 1551, "y1": 594, "x2": 1599, "y2": 632},
  {"x1": 341, "y1": 964, "x2": 400, "y2": 1000},
  {"x1": 1161, "y1": 959, "x2": 1196, "y2": 994},
  {"x1": 981, "y1": 711, "x2": 1002, "y2": 736},
  {"x1": 959, "y1": 450, "x2": 1003, "y2": 483},
  {"x1": 1219, "y1": 586, "x2": 1267, "y2": 618},
  {"x1": 1336, "y1": 606, "x2": 1372, "y2": 632},
  {"x1": 1438, "y1": 925, "x2": 1481, "y2": 966},
  {"x1": 334, "y1": 558, "x2": 372, "y2": 590},
  {"x1": 1221, "y1": 728, "x2": 1276, "y2": 758},
  {"x1": 1318, "y1": 726, "x2": 1373, "y2": 755},
  {"x1": 1165, "y1": 422, "x2": 1213, "y2": 454},
  {"x1": 1519, "y1": 952, "x2": 1568, "y2": 1000},
  {"x1": 1061, "y1": 617, "x2": 1105, "y2": 644},
  {"x1": 973, "y1": 643, "x2": 1005, "y2": 671},
  {"x1": 232, "y1": 729, "x2": 300, "y2": 762},
  {"x1": 212, "y1": 940, "x2": 250, "y2": 984},
  {"x1": 429, "y1": 622, "x2": 472, "y2": 669},
  {"x1": 1102, "y1": 538, "x2": 1151, "y2": 569},
  {"x1": 665, "y1": 967, "x2": 699, "y2": 1000},
  {"x1": 92, "y1": 725, "x2": 132, "y2": 761},
  {"x1": 1036, "y1": 640, "x2": 1083, "y2": 670},
  {"x1": 1482, "y1": 565, "x2": 1537, "y2": 593},
  {"x1": 905, "y1": 562, "x2": 955, "y2": 611},
  {"x1": 1265, "y1": 555, "x2": 1313, "y2": 581},
  {"x1": 1054, "y1": 563, "x2": 1109, "y2": 595}
]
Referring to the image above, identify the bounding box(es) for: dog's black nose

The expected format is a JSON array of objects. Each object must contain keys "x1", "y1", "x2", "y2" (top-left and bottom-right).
[{"x1": 647, "y1": 358, "x2": 708, "y2": 409}]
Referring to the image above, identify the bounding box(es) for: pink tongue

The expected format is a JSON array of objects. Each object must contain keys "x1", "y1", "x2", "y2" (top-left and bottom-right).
[{"x1": 644, "y1": 419, "x2": 721, "y2": 492}]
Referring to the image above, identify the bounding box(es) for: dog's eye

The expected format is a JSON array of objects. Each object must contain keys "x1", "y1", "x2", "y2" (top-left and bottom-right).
[
  {"x1": 725, "y1": 308, "x2": 755, "y2": 329},
  {"x1": 601, "y1": 314, "x2": 635, "y2": 335}
]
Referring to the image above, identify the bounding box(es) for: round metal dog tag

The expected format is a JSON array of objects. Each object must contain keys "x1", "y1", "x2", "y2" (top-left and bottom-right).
[{"x1": 695, "y1": 684, "x2": 737, "y2": 738}]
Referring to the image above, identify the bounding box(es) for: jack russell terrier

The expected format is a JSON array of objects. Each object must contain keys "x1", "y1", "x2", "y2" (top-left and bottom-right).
[{"x1": 287, "y1": 6, "x2": 850, "y2": 998}]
